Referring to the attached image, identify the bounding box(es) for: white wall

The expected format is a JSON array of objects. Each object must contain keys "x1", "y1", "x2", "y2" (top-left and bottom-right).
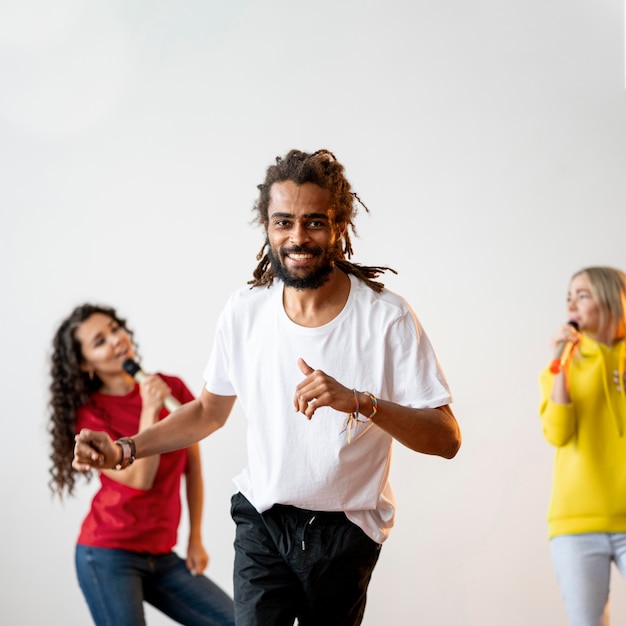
[{"x1": 2, "y1": 1, "x2": 626, "y2": 624}]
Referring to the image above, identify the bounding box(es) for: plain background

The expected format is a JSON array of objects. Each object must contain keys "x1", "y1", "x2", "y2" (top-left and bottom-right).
[{"x1": 2, "y1": 1, "x2": 626, "y2": 624}]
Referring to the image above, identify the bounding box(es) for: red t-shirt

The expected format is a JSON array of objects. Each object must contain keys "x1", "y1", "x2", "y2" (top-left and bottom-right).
[{"x1": 76, "y1": 374, "x2": 195, "y2": 554}]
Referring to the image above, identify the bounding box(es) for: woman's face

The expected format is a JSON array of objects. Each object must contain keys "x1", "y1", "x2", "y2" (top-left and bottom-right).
[
  {"x1": 567, "y1": 273, "x2": 603, "y2": 339},
  {"x1": 75, "y1": 313, "x2": 135, "y2": 377}
]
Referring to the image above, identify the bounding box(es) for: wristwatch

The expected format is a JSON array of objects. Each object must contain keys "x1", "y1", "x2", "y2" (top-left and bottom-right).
[{"x1": 114, "y1": 437, "x2": 136, "y2": 470}]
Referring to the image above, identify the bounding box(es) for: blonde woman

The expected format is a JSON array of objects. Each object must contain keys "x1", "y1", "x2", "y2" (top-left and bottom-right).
[{"x1": 540, "y1": 266, "x2": 626, "y2": 626}]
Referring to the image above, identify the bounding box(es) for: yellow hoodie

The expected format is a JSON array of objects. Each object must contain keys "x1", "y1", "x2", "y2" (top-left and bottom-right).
[{"x1": 539, "y1": 334, "x2": 626, "y2": 538}]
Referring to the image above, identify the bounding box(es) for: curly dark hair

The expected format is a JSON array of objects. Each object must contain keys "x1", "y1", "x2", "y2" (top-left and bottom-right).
[
  {"x1": 48, "y1": 303, "x2": 136, "y2": 499},
  {"x1": 249, "y1": 149, "x2": 396, "y2": 292}
]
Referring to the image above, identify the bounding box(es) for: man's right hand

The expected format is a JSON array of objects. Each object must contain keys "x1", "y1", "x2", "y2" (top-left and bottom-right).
[{"x1": 73, "y1": 429, "x2": 120, "y2": 471}]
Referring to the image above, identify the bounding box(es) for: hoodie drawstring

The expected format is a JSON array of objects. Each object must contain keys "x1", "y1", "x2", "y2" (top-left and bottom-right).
[{"x1": 598, "y1": 341, "x2": 626, "y2": 437}]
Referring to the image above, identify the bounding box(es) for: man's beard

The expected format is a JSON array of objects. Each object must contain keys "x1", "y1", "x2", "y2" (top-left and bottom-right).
[{"x1": 268, "y1": 244, "x2": 336, "y2": 290}]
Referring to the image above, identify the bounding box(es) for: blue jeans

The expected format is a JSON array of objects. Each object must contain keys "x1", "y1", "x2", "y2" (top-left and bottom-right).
[
  {"x1": 75, "y1": 545, "x2": 235, "y2": 626},
  {"x1": 230, "y1": 492, "x2": 382, "y2": 626},
  {"x1": 550, "y1": 533, "x2": 626, "y2": 626}
]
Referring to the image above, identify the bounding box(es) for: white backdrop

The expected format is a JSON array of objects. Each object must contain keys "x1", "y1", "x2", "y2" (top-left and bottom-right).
[{"x1": 1, "y1": 1, "x2": 626, "y2": 624}]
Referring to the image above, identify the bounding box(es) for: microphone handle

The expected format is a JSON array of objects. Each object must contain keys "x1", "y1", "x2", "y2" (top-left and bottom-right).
[
  {"x1": 131, "y1": 369, "x2": 182, "y2": 413},
  {"x1": 549, "y1": 341, "x2": 575, "y2": 374},
  {"x1": 163, "y1": 396, "x2": 182, "y2": 413},
  {"x1": 549, "y1": 321, "x2": 580, "y2": 375}
]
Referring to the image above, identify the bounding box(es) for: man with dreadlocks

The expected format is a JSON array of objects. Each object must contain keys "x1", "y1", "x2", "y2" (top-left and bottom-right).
[{"x1": 74, "y1": 149, "x2": 462, "y2": 626}]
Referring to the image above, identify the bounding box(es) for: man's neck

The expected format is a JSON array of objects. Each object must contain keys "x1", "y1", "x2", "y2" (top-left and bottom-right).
[{"x1": 282, "y1": 270, "x2": 351, "y2": 328}]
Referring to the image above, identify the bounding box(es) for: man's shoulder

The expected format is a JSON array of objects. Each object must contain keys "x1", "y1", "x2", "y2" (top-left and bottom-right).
[
  {"x1": 229, "y1": 281, "x2": 278, "y2": 302},
  {"x1": 351, "y1": 275, "x2": 410, "y2": 311},
  {"x1": 220, "y1": 282, "x2": 279, "y2": 319}
]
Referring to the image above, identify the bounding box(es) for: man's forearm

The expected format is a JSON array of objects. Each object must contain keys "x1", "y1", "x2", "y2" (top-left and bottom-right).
[{"x1": 133, "y1": 396, "x2": 219, "y2": 459}]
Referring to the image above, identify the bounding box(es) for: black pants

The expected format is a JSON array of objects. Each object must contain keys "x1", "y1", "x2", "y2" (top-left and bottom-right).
[{"x1": 230, "y1": 492, "x2": 382, "y2": 626}]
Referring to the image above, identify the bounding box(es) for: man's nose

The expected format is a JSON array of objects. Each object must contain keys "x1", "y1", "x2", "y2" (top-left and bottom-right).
[{"x1": 290, "y1": 223, "x2": 310, "y2": 245}]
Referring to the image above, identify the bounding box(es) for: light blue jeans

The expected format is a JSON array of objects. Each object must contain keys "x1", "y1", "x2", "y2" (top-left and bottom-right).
[
  {"x1": 550, "y1": 533, "x2": 626, "y2": 626},
  {"x1": 75, "y1": 545, "x2": 235, "y2": 626}
]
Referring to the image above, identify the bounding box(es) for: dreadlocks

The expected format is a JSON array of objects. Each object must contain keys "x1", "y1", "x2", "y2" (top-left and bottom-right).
[{"x1": 249, "y1": 149, "x2": 396, "y2": 292}]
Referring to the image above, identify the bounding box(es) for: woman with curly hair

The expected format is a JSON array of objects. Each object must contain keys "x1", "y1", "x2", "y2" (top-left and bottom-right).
[
  {"x1": 539, "y1": 266, "x2": 626, "y2": 626},
  {"x1": 48, "y1": 303, "x2": 234, "y2": 626}
]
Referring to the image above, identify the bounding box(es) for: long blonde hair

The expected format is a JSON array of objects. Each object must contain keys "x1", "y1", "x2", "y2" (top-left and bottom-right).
[{"x1": 574, "y1": 266, "x2": 626, "y2": 341}]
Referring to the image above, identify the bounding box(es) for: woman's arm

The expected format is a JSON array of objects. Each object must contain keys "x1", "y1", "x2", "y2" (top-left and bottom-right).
[
  {"x1": 550, "y1": 369, "x2": 571, "y2": 405},
  {"x1": 100, "y1": 374, "x2": 172, "y2": 489},
  {"x1": 549, "y1": 323, "x2": 580, "y2": 405},
  {"x1": 540, "y1": 324, "x2": 580, "y2": 446}
]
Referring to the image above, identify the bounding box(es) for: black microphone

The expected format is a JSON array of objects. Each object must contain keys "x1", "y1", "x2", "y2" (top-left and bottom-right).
[
  {"x1": 549, "y1": 320, "x2": 580, "y2": 374},
  {"x1": 122, "y1": 358, "x2": 181, "y2": 413}
]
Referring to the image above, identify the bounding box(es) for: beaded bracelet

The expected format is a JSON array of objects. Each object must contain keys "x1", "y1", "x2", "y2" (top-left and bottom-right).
[
  {"x1": 362, "y1": 392, "x2": 378, "y2": 419},
  {"x1": 340, "y1": 390, "x2": 378, "y2": 443}
]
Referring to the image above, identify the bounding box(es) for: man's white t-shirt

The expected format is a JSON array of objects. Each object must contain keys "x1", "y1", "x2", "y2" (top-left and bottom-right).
[{"x1": 203, "y1": 274, "x2": 452, "y2": 543}]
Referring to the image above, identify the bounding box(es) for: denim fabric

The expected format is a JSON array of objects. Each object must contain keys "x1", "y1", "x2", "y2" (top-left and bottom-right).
[
  {"x1": 550, "y1": 533, "x2": 626, "y2": 626},
  {"x1": 75, "y1": 545, "x2": 234, "y2": 626},
  {"x1": 230, "y1": 492, "x2": 382, "y2": 626}
]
